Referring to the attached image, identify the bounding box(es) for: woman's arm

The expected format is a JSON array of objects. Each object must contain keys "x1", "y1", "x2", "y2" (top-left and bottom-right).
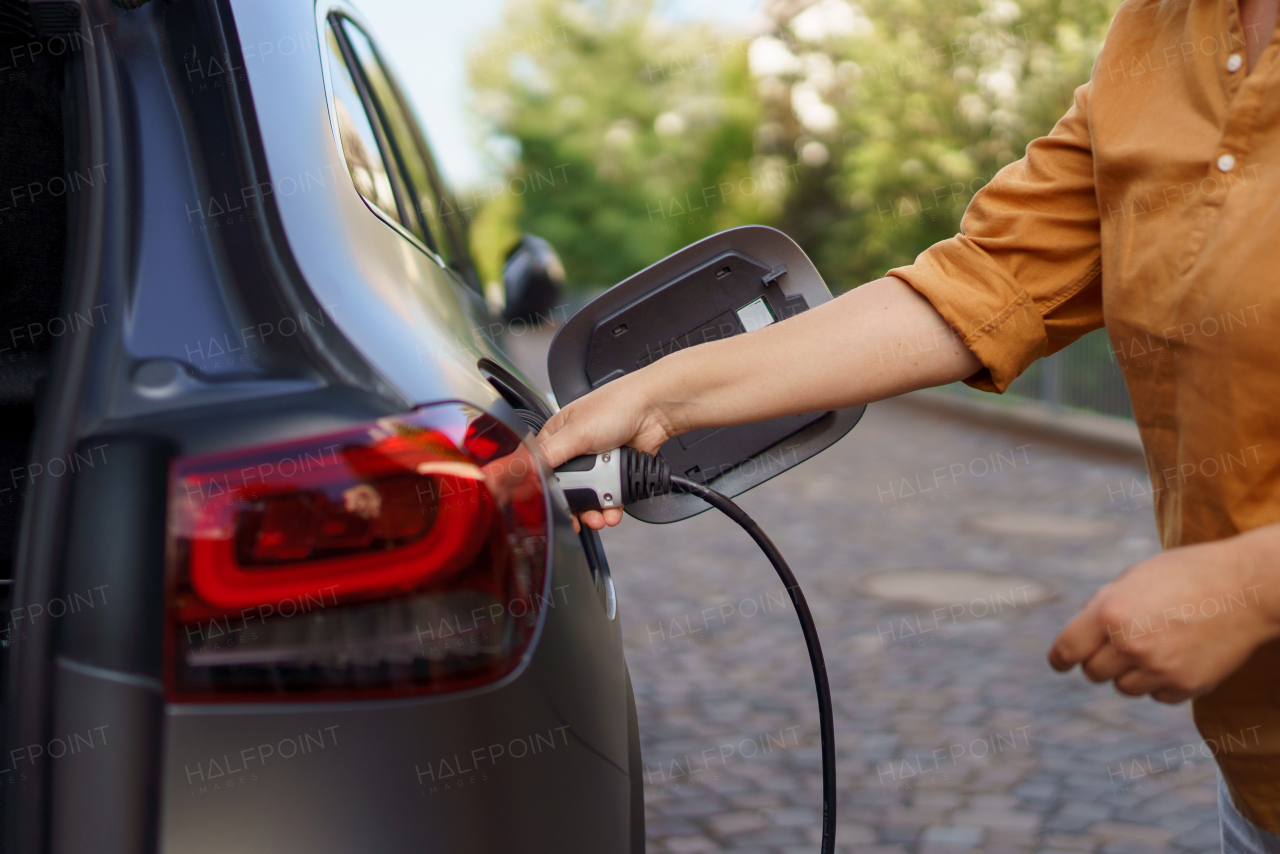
[{"x1": 537, "y1": 275, "x2": 982, "y2": 528}]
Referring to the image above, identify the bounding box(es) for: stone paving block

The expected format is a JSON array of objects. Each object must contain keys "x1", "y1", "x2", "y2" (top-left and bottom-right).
[
  {"x1": 913, "y1": 791, "x2": 963, "y2": 809},
  {"x1": 1019, "y1": 797, "x2": 1060, "y2": 813},
  {"x1": 805, "y1": 823, "x2": 877, "y2": 844},
  {"x1": 1125, "y1": 798, "x2": 1183, "y2": 821},
  {"x1": 920, "y1": 825, "x2": 985, "y2": 846},
  {"x1": 783, "y1": 789, "x2": 824, "y2": 809},
  {"x1": 1040, "y1": 757, "x2": 1093, "y2": 775},
  {"x1": 948, "y1": 809, "x2": 1041, "y2": 831},
  {"x1": 707, "y1": 811, "x2": 770, "y2": 836},
  {"x1": 983, "y1": 844, "x2": 1036, "y2": 854},
  {"x1": 877, "y1": 825, "x2": 921, "y2": 844},
  {"x1": 975, "y1": 767, "x2": 1030, "y2": 787},
  {"x1": 663, "y1": 835, "x2": 720, "y2": 853},
  {"x1": 852, "y1": 734, "x2": 900, "y2": 760},
  {"x1": 787, "y1": 746, "x2": 823, "y2": 766},
  {"x1": 1039, "y1": 835, "x2": 1098, "y2": 851},
  {"x1": 1056, "y1": 803, "x2": 1113, "y2": 820},
  {"x1": 1014, "y1": 781, "x2": 1060, "y2": 801},
  {"x1": 1171, "y1": 823, "x2": 1220, "y2": 851},
  {"x1": 659, "y1": 797, "x2": 730, "y2": 818},
  {"x1": 650, "y1": 817, "x2": 708, "y2": 837},
  {"x1": 1098, "y1": 842, "x2": 1168, "y2": 854},
  {"x1": 987, "y1": 827, "x2": 1041, "y2": 846},
  {"x1": 726, "y1": 826, "x2": 803, "y2": 846},
  {"x1": 970, "y1": 794, "x2": 1021, "y2": 810},
  {"x1": 727, "y1": 764, "x2": 781, "y2": 781},
  {"x1": 843, "y1": 807, "x2": 891, "y2": 825},
  {"x1": 1174, "y1": 785, "x2": 1217, "y2": 806},
  {"x1": 917, "y1": 775, "x2": 967, "y2": 791},
  {"x1": 881, "y1": 806, "x2": 948, "y2": 826},
  {"x1": 759, "y1": 777, "x2": 800, "y2": 793},
  {"x1": 1062, "y1": 779, "x2": 1121, "y2": 798},
  {"x1": 704, "y1": 777, "x2": 755, "y2": 795},
  {"x1": 1088, "y1": 822, "x2": 1175, "y2": 845},
  {"x1": 767, "y1": 807, "x2": 820, "y2": 827},
  {"x1": 1021, "y1": 769, "x2": 1064, "y2": 783},
  {"x1": 1043, "y1": 815, "x2": 1100, "y2": 834},
  {"x1": 1146, "y1": 813, "x2": 1203, "y2": 834},
  {"x1": 1126, "y1": 779, "x2": 1177, "y2": 798},
  {"x1": 939, "y1": 704, "x2": 987, "y2": 725},
  {"x1": 1162, "y1": 803, "x2": 1217, "y2": 824},
  {"x1": 728, "y1": 792, "x2": 785, "y2": 810},
  {"x1": 919, "y1": 847, "x2": 981, "y2": 854},
  {"x1": 1106, "y1": 792, "x2": 1146, "y2": 809}
]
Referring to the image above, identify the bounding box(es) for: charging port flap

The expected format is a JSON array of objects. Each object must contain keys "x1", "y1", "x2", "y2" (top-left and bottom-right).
[{"x1": 546, "y1": 226, "x2": 865, "y2": 523}]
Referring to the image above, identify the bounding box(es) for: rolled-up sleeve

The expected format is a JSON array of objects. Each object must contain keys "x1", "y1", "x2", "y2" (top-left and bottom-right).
[{"x1": 889, "y1": 82, "x2": 1104, "y2": 393}]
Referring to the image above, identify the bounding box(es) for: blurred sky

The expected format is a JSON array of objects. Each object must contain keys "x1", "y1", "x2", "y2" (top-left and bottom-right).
[{"x1": 355, "y1": 0, "x2": 763, "y2": 190}]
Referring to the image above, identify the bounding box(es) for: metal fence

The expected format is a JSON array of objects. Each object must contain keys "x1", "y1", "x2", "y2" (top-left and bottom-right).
[{"x1": 943, "y1": 328, "x2": 1134, "y2": 419}]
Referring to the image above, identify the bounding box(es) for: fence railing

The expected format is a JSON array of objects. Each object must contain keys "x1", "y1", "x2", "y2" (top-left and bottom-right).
[{"x1": 940, "y1": 328, "x2": 1133, "y2": 420}]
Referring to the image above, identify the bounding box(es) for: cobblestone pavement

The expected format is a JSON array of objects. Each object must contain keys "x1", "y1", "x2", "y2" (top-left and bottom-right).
[{"x1": 599, "y1": 398, "x2": 1220, "y2": 854}]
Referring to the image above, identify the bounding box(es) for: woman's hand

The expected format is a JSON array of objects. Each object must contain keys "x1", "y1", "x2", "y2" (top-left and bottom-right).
[
  {"x1": 1048, "y1": 525, "x2": 1280, "y2": 703},
  {"x1": 536, "y1": 369, "x2": 682, "y2": 530}
]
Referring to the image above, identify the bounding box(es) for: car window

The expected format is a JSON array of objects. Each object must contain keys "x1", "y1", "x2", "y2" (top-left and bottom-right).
[
  {"x1": 337, "y1": 18, "x2": 479, "y2": 287},
  {"x1": 323, "y1": 24, "x2": 417, "y2": 236}
]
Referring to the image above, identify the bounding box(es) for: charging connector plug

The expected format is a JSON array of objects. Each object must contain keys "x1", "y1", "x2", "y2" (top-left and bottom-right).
[{"x1": 553, "y1": 447, "x2": 671, "y2": 512}]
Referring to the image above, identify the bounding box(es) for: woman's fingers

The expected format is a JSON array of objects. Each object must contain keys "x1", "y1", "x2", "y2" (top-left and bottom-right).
[
  {"x1": 576, "y1": 508, "x2": 626, "y2": 530},
  {"x1": 1114, "y1": 669, "x2": 1161, "y2": 697},
  {"x1": 537, "y1": 414, "x2": 586, "y2": 469},
  {"x1": 1151, "y1": 687, "x2": 1196, "y2": 704},
  {"x1": 1048, "y1": 598, "x2": 1110, "y2": 672},
  {"x1": 1081, "y1": 644, "x2": 1133, "y2": 684}
]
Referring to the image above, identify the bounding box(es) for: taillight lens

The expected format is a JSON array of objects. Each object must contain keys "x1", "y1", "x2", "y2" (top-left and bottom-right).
[{"x1": 164, "y1": 403, "x2": 549, "y2": 701}]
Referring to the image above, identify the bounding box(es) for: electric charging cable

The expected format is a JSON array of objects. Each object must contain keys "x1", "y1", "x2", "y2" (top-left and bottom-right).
[{"x1": 555, "y1": 447, "x2": 837, "y2": 854}]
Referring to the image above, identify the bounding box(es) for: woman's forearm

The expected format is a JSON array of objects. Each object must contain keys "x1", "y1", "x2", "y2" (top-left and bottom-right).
[{"x1": 641, "y1": 276, "x2": 983, "y2": 436}]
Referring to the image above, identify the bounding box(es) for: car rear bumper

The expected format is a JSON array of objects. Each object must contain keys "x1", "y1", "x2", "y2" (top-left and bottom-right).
[{"x1": 47, "y1": 527, "x2": 633, "y2": 854}]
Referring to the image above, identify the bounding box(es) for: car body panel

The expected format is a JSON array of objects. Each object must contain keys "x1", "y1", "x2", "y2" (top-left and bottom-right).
[
  {"x1": 5, "y1": 1, "x2": 638, "y2": 852},
  {"x1": 226, "y1": 0, "x2": 497, "y2": 410}
]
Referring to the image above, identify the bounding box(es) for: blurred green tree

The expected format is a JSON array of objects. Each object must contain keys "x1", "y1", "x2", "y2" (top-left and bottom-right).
[
  {"x1": 755, "y1": 0, "x2": 1118, "y2": 289},
  {"x1": 468, "y1": 0, "x2": 782, "y2": 289},
  {"x1": 469, "y1": 0, "x2": 1119, "y2": 292}
]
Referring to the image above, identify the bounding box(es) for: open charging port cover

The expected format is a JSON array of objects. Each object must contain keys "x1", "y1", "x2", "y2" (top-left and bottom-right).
[{"x1": 547, "y1": 225, "x2": 865, "y2": 523}]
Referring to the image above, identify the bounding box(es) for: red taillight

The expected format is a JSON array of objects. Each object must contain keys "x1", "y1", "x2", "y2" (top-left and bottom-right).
[{"x1": 164, "y1": 404, "x2": 549, "y2": 701}]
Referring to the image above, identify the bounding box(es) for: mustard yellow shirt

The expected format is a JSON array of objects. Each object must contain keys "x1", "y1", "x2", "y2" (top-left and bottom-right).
[{"x1": 890, "y1": 0, "x2": 1280, "y2": 828}]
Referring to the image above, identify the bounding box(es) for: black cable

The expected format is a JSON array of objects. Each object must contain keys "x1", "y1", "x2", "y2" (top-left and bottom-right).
[
  {"x1": 668, "y1": 474, "x2": 837, "y2": 854},
  {"x1": 563, "y1": 447, "x2": 838, "y2": 849}
]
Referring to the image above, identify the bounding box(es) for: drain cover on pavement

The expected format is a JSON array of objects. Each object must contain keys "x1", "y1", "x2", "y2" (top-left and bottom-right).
[
  {"x1": 856, "y1": 568, "x2": 1056, "y2": 609},
  {"x1": 962, "y1": 512, "x2": 1123, "y2": 539}
]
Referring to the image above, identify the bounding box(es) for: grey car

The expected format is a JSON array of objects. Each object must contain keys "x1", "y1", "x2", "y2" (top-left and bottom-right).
[{"x1": 0, "y1": 0, "x2": 641, "y2": 851}]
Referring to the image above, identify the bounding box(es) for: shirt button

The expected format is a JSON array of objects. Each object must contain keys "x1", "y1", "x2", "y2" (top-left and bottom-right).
[
  {"x1": 1228, "y1": 53, "x2": 1244, "y2": 72},
  {"x1": 1218, "y1": 153, "x2": 1236, "y2": 172}
]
